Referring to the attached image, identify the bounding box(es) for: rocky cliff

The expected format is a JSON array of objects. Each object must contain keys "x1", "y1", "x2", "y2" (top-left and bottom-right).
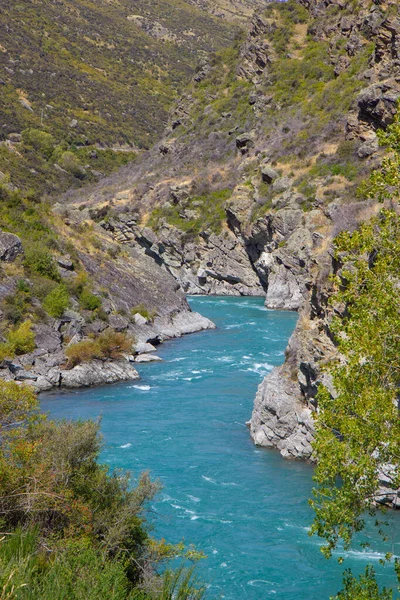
[
  {"x1": 0, "y1": 226, "x2": 214, "y2": 391},
  {"x1": 1, "y1": 0, "x2": 399, "y2": 443},
  {"x1": 58, "y1": 0, "x2": 400, "y2": 454}
]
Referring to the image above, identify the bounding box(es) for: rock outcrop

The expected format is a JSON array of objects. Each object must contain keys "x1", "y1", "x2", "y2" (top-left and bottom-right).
[
  {"x1": 59, "y1": 360, "x2": 140, "y2": 389},
  {"x1": 42, "y1": 0, "x2": 400, "y2": 455},
  {"x1": 250, "y1": 367, "x2": 315, "y2": 459},
  {"x1": 0, "y1": 232, "x2": 23, "y2": 262}
]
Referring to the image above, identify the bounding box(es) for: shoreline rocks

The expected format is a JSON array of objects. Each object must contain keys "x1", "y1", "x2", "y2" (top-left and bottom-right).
[{"x1": 0, "y1": 309, "x2": 216, "y2": 393}]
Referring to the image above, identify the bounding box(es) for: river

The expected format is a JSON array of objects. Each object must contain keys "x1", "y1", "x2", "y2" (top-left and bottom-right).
[{"x1": 40, "y1": 296, "x2": 399, "y2": 599}]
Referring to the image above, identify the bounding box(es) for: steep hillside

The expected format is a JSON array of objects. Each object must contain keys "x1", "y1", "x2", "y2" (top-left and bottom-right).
[
  {"x1": 1, "y1": 0, "x2": 400, "y2": 449},
  {"x1": 0, "y1": 0, "x2": 244, "y2": 198},
  {"x1": 59, "y1": 0, "x2": 400, "y2": 454}
]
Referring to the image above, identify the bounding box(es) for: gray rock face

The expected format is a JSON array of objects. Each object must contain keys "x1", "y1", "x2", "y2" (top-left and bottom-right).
[
  {"x1": 250, "y1": 367, "x2": 314, "y2": 459},
  {"x1": 102, "y1": 215, "x2": 264, "y2": 297},
  {"x1": 357, "y1": 79, "x2": 400, "y2": 128},
  {"x1": 153, "y1": 310, "x2": 215, "y2": 338},
  {"x1": 134, "y1": 341, "x2": 157, "y2": 354},
  {"x1": 59, "y1": 360, "x2": 139, "y2": 388},
  {"x1": 0, "y1": 231, "x2": 23, "y2": 262},
  {"x1": 260, "y1": 166, "x2": 279, "y2": 184}
]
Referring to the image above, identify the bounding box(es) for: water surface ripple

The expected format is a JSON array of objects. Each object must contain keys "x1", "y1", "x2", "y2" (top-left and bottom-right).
[{"x1": 41, "y1": 297, "x2": 399, "y2": 599}]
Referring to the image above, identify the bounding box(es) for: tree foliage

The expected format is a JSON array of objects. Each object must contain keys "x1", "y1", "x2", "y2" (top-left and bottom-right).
[
  {"x1": 0, "y1": 381, "x2": 205, "y2": 599},
  {"x1": 310, "y1": 109, "x2": 400, "y2": 597}
]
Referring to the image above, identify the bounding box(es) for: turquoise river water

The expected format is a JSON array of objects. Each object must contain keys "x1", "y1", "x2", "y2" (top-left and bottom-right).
[{"x1": 41, "y1": 296, "x2": 399, "y2": 599}]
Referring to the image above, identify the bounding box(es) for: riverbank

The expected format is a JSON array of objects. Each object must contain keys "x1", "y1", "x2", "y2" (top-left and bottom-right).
[
  {"x1": 0, "y1": 308, "x2": 215, "y2": 392},
  {"x1": 41, "y1": 296, "x2": 400, "y2": 599}
]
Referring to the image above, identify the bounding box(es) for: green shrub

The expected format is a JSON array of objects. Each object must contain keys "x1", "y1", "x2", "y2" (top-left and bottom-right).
[
  {"x1": 66, "y1": 271, "x2": 88, "y2": 296},
  {"x1": 65, "y1": 330, "x2": 133, "y2": 367},
  {"x1": 43, "y1": 285, "x2": 70, "y2": 318},
  {"x1": 0, "y1": 341, "x2": 15, "y2": 361},
  {"x1": 131, "y1": 303, "x2": 157, "y2": 322},
  {"x1": 2, "y1": 290, "x2": 31, "y2": 325},
  {"x1": 22, "y1": 128, "x2": 55, "y2": 158},
  {"x1": 1, "y1": 320, "x2": 36, "y2": 357},
  {"x1": 31, "y1": 276, "x2": 58, "y2": 301},
  {"x1": 58, "y1": 151, "x2": 85, "y2": 179},
  {"x1": 79, "y1": 288, "x2": 102, "y2": 311},
  {"x1": 24, "y1": 246, "x2": 60, "y2": 281}
]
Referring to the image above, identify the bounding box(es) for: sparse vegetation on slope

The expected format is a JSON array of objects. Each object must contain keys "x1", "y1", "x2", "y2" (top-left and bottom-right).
[{"x1": 0, "y1": 0, "x2": 239, "y2": 196}]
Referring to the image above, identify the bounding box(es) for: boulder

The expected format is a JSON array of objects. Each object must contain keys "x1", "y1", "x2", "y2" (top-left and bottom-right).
[
  {"x1": 60, "y1": 359, "x2": 139, "y2": 388},
  {"x1": 134, "y1": 341, "x2": 157, "y2": 354},
  {"x1": 357, "y1": 138, "x2": 379, "y2": 158},
  {"x1": 0, "y1": 231, "x2": 23, "y2": 262},
  {"x1": 235, "y1": 133, "x2": 254, "y2": 153},
  {"x1": 260, "y1": 165, "x2": 279, "y2": 184},
  {"x1": 272, "y1": 176, "x2": 292, "y2": 193},
  {"x1": 8, "y1": 133, "x2": 22, "y2": 143},
  {"x1": 135, "y1": 354, "x2": 162, "y2": 363},
  {"x1": 133, "y1": 313, "x2": 148, "y2": 326},
  {"x1": 57, "y1": 255, "x2": 74, "y2": 270}
]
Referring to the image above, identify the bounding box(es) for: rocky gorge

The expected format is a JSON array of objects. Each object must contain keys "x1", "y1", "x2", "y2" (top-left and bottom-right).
[
  {"x1": 1, "y1": 0, "x2": 400, "y2": 461},
  {"x1": 55, "y1": 0, "x2": 400, "y2": 462}
]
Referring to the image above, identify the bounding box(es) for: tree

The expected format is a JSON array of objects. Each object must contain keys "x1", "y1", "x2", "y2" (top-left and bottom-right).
[
  {"x1": 0, "y1": 380, "x2": 205, "y2": 598},
  {"x1": 310, "y1": 108, "x2": 400, "y2": 597}
]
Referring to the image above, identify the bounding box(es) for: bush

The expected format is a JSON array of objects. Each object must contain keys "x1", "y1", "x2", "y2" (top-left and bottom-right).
[
  {"x1": 7, "y1": 320, "x2": 36, "y2": 355},
  {"x1": 31, "y1": 276, "x2": 58, "y2": 301},
  {"x1": 58, "y1": 151, "x2": 85, "y2": 179},
  {"x1": 131, "y1": 303, "x2": 157, "y2": 322},
  {"x1": 65, "y1": 339, "x2": 100, "y2": 367},
  {"x1": 0, "y1": 341, "x2": 15, "y2": 361},
  {"x1": 22, "y1": 128, "x2": 55, "y2": 158},
  {"x1": 65, "y1": 330, "x2": 133, "y2": 367},
  {"x1": 0, "y1": 320, "x2": 36, "y2": 359},
  {"x1": 96, "y1": 330, "x2": 133, "y2": 359},
  {"x1": 24, "y1": 245, "x2": 60, "y2": 281},
  {"x1": 43, "y1": 285, "x2": 70, "y2": 318},
  {"x1": 79, "y1": 288, "x2": 102, "y2": 311},
  {"x1": 66, "y1": 271, "x2": 88, "y2": 296},
  {"x1": 2, "y1": 290, "x2": 30, "y2": 325}
]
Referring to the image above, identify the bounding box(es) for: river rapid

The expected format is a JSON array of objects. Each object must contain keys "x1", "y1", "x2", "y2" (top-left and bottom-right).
[{"x1": 41, "y1": 296, "x2": 399, "y2": 599}]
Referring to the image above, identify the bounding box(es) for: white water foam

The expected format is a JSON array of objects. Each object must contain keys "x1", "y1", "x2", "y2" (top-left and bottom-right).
[
  {"x1": 216, "y1": 356, "x2": 234, "y2": 363},
  {"x1": 335, "y1": 549, "x2": 398, "y2": 561},
  {"x1": 187, "y1": 495, "x2": 201, "y2": 503},
  {"x1": 202, "y1": 475, "x2": 217, "y2": 484},
  {"x1": 132, "y1": 385, "x2": 151, "y2": 391},
  {"x1": 246, "y1": 362, "x2": 274, "y2": 375},
  {"x1": 119, "y1": 443, "x2": 132, "y2": 449}
]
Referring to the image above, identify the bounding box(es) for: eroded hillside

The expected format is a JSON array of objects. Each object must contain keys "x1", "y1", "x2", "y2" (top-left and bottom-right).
[
  {"x1": 0, "y1": 0, "x2": 250, "y2": 198},
  {"x1": 59, "y1": 0, "x2": 400, "y2": 456}
]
